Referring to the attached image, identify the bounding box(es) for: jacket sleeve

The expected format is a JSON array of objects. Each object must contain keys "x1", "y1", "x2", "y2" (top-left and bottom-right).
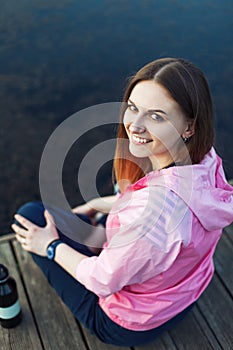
[{"x1": 76, "y1": 186, "x2": 192, "y2": 297}]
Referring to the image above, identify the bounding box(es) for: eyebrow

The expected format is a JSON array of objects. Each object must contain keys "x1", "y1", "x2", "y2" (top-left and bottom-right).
[{"x1": 128, "y1": 99, "x2": 168, "y2": 116}]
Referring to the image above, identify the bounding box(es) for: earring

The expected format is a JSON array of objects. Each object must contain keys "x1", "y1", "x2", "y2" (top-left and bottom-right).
[{"x1": 182, "y1": 136, "x2": 190, "y2": 143}]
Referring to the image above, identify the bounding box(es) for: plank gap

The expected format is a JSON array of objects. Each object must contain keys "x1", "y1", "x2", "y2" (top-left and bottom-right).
[
  {"x1": 196, "y1": 274, "x2": 233, "y2": 349},
  {"x1": 0, "y1": 241, "x2": 44, "y2": 349},
  {"x1": 76, "y1": 321, "x2": 90, "y2": 350},
  {"x1": 9, "y1": 240, "x2": 46, "y2": 350},
  {"x1": 215, "y1": 267, "x2": 233, "y2": 299},
  {"x1": 224, "y1": 225, "x2": 233, "y2": 243},
  {"x1": 194, "y1": 305, "x2": 223, "y2": 350}
]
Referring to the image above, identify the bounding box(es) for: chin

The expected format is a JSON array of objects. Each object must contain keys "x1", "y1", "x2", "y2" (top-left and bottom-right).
[{"x1": 129, "y1": 144, "x2": 150, "y2": 158}]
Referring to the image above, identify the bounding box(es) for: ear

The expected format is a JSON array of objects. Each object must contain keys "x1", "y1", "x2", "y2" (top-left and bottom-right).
[{"x1": 182, "y1": 122, "x2": 195, "y2": 139}]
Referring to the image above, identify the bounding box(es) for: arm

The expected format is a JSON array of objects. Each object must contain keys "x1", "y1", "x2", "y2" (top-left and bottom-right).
[
  {"x1": 11, "y1": 211, "x2": 89, "y2": 280},
  {"x1": 75, "y1": 187, "x2": 192, "y2": 297},
  {"x1": 12, "y1": 187, "x2": 189, "y2": 296},
  {"x1": 72, "y1": 195, "x2": 117, "y2": 216},
  {"x1": 54, "y1": 243, "x2": 87, "y2": 280}
]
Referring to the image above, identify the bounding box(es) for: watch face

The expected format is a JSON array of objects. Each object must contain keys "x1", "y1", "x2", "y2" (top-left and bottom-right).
[
  {"x1": 47, "y1": 246, "x2": 55, "y2": 260},
  {"x1": 47, "y1": 240, "x2": 62, "y2": 260}
]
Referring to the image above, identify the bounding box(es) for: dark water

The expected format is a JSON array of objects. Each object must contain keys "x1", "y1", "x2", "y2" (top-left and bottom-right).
[{"x1": 0, "y1": 0, "x2": 232, "y2": 233}]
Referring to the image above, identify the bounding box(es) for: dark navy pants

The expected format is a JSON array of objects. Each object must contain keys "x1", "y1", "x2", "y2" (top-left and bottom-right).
[{"x1": 15, "y1": 201, "x2": 194, "y2": 347}]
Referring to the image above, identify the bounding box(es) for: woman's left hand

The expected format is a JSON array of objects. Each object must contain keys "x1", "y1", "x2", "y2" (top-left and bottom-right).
[{"x1": 11, "y1": 210, "x2": 59, "y2": 256}]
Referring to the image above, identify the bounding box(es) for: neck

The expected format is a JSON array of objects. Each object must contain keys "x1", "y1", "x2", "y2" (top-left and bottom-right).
[
  {"x1": 149, "y1": 154, "x2": 175, "y2": 171},
  {"x1": 149, "y1": 144, "x2": 192, "y2": 170}
]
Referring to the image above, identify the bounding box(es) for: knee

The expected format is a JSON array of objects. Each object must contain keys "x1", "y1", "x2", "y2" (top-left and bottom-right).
[
  {"x1": 15, "y1": 201, "x2": 46, "y2": 227},
  {"x1": 17, "y1": 201, "x2": 44, "y2": 216}
]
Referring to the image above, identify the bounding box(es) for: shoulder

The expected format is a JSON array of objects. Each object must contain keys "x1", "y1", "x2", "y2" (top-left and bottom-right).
[{"x1": 117, "y1": 185, "x2": 192, "y2": 237}]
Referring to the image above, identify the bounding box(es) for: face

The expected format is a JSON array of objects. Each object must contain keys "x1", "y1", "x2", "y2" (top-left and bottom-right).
[{"x1": 123, "y1": 80, "x2": 190, "y2": 170}]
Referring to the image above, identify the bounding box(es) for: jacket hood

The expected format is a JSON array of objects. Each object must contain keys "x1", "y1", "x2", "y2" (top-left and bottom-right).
[
  {"x1": 182, "y1": 147, "x2": 233, "y2": 231},
  {"x1": 133, "y1": 147, "x2": 233, "y2": 232}
]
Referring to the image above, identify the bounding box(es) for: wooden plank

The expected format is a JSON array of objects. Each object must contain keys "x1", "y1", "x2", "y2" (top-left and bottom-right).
[
  {"x1": 0, "y1": 233, "x2": 15, "y2": 244},
  {"x1": 0, "y1": 241, "x2": 43, "y2": 350},
  {"x1": 12, "y1": 240, "x2": 87, "y2": 350},
  {"x1": 197, "y1": 274, "x2": 233, "y2": 350},
  {"x1": 190, "y1": 306, "x2": 222, "y2": 350},
  {"x1": 224, "y1": 223, "x2": 233, "y2": 243},
  {"x1": 214, "y1": 233, "x2": 233, "y2": 296},
  {"x1": 168, "y1": 305, "x2": 221, "y2": 350}
]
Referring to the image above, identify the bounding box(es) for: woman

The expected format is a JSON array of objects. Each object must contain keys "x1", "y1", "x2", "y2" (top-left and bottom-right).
[{"x1": 12, "y1": 58, "x2": 233, "y2": 346}]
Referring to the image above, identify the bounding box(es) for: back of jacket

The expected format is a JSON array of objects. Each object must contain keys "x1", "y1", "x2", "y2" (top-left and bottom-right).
[{"x1": 76, "y1": 147, "x2": 233, "y2": 331}]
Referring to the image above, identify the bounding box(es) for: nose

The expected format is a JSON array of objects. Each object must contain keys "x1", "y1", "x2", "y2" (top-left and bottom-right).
[
  {"x1": 129, "y1": 123, "x2": 146, "y2": 133},
  {"x1": 128, "y1": 114, "x2": 146, "y2": 134}
]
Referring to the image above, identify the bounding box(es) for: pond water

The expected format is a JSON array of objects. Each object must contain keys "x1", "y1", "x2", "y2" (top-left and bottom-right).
[{"x1": 0, "y1": 0, "x2": 232, "y2": 233}]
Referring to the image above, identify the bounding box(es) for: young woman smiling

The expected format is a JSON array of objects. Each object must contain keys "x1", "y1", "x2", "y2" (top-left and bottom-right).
[{"x1": 12, "y1": 58, "x2": 233, "y2": 347}]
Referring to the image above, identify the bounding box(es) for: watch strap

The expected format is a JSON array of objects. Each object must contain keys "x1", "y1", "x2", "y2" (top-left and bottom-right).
[{"x1": 46, "y1": 239, "x2": 62, "y2": 260}]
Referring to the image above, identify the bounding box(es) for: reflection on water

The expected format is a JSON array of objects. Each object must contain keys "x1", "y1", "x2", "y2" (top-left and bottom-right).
[{"x1": 0, "y1": 0, "x2": 232, "y2": 233}]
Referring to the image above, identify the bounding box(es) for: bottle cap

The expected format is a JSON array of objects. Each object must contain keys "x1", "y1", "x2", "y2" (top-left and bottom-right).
[{"x1": 0, "y1": 264, "x2": 8, "y2": 281}]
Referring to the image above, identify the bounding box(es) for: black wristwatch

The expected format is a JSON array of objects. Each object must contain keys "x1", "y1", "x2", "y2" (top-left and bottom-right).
[{"x1": 46, "y1": 239, "x2": 62, "y2": 261}]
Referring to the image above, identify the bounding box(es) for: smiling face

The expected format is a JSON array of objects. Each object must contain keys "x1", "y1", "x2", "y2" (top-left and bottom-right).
[{"x1": 123, "y1": 80, "x2": 191, "y2": 170}]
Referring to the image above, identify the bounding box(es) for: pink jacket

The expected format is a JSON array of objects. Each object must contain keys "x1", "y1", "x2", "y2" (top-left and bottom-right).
[{"x1": 76, "y1": 147, "x2": 233, "y2": 330}]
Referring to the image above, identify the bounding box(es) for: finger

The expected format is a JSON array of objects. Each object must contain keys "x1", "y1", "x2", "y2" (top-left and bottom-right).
[
  {"x1": 15, "y1": 233, "x2": 27, "y2": 245},
  {"x1": 11, "y1": 223, "x2": 28, "y2": 236},
  {"x1": 44, "y1": 210, "x2": 55, "y2": 226},
  {"x1": 14, "y1": 214, "x2": 37, "y2": 230},
  {"x1": 16, "y1": 234, "x2": 31, "y2": 252}
]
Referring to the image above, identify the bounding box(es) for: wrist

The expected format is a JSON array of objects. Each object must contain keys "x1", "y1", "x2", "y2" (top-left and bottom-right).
[{"x1": 46, "y1": 239, "x2": 63, "y2": 261}]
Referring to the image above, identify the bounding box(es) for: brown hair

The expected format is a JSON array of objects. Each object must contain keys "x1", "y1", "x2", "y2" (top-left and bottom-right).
[{"x1": 113, "y1": 58, "x2": 214, "y2": 191}]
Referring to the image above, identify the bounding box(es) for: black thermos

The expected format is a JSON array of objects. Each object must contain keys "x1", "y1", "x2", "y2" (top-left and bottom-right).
[{"x1": 0, "y1": 264, "x2": 22, "y2": 328}]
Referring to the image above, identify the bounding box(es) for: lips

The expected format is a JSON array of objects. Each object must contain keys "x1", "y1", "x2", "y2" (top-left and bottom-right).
[{"x1": 131, "y1": 134, "x2": 152, "y2": 144}]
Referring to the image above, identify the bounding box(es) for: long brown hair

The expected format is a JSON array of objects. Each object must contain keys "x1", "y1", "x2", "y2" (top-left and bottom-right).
[{"x1": 113, "y1": 58, "x2": 214, "y2": 192}]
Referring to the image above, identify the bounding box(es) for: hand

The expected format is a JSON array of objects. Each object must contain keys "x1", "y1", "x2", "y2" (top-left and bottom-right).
[{"x1": 11, "y1": 210, "x2": 59, "y2": 256}]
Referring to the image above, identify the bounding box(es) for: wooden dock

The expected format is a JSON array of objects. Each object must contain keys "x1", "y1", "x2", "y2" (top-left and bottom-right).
[{"x1": 0, "y1": 224, "x2": 232, "y2": 350}]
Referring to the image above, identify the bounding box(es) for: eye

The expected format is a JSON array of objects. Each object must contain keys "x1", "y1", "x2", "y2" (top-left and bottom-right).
[
  {"x1": 149, "y1": 113, "x2": 164, "y2": 122},
  {"x1": 127, "y1": 103, "x2": 138, "y2": 112}
]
